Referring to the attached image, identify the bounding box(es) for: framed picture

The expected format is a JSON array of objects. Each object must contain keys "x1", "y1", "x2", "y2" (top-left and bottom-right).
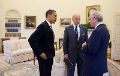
[
  {"x1": 25, "y1": 16, "x2": 36, "y2": 29},
  {"x1": 60, "y1": 18, "x2": 71, "y2": 27},
  {"x1": 86, "y1": 5, "x2": 100, "y2": 23}
]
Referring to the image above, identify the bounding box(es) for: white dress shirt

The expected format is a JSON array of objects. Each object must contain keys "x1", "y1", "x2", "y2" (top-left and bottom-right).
[
  {"x1": 46, "y1": 20, "x2": 52, "y2": 28},
  {"x1": 73, "y1": 24, "x2": 80, "y2": 41},
  {"x1": 95, "y1": 22, "x2": 104, "y2": 29}
]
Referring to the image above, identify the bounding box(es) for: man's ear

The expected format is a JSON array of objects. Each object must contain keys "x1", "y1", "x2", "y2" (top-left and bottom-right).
[{"x1": 48, "y1": 14, "x2": 51, "y2": 17}]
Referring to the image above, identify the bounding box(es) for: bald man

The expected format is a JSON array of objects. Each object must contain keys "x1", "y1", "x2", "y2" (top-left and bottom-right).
[{"x1": 63, "y1": 14, "x2": 88, "y2": 76}]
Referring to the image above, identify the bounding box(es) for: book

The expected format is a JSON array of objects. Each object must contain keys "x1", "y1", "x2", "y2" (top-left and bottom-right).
[{"x1": 64, "y1": 58, "x2": 73, "y2": 69}]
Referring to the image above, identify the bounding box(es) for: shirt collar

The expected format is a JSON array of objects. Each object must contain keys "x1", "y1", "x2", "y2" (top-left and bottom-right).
[
  {"x1": 73, "y1": 24, "x2": 79, "y2": 28},
  {"x1": 95, "y1": 22, "x2": 104, "y2": 29},
  {"x1": 46, "y1": 20, "x2": 52, "y2": 27}
]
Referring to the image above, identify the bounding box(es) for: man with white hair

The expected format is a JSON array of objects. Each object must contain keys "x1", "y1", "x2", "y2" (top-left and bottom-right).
[
  {"x1": 63, "y1": 14, "x2": 88, "y2": 76},
  {"x1": 82, "y1": 11, "x2": 110, "y2": 76}
]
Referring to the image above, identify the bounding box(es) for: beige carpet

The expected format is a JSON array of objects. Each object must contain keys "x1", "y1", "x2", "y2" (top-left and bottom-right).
[
  {"x1": 1, "y1": 64, "x2": 39, "y2": 76},
  {"x1": 0, "y1": 54, "x2": 39, "y2": 76},
  {"x1": 0, "y1": 54, "x2": 120, "y2": 76}
]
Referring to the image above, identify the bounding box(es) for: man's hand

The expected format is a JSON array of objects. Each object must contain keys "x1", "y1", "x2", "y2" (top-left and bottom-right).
[
  {"x1": 82, "y1": 42, "x2": 87, "y2": 49},
  {"x1": 40, "y1": 52, "x2": 47, "y2": 60},
  {"x1": 64, "y1": 54, "x2": 68, "y2": 60}
]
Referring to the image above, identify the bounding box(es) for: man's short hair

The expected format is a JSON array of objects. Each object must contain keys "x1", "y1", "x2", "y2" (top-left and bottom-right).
[
  {"x1": 45, "y1": 9, "x2": 56, "y2": 18},
  {"x1": 90, "y1": 11, "x2": 103, "y2": 22}
]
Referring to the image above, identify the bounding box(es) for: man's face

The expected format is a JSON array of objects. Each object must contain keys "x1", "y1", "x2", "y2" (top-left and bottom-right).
[
  {"x1": 89, "y1": 16, "x2": 96, "y2": 28},
  {"x1": 49, "y1": 12, "x2": 57, "y2": 24},
  {"x1": 72, "y1": 16, "x2": 80, "y2": 25}
]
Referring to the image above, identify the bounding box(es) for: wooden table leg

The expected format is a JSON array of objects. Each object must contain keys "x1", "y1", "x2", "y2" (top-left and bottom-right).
[{"x1": 33, "y1": 54, "x2": 35, "y2": 65}]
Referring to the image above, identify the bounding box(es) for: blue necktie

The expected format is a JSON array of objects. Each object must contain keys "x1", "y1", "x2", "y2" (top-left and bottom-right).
[{"x1": 75, "y1": 26, "x2": 78, "y2": 40}]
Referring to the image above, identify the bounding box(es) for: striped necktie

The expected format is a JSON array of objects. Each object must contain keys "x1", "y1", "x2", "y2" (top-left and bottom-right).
[{"x1": 75, "y1": 26, "x2": 78, "y2": 40}]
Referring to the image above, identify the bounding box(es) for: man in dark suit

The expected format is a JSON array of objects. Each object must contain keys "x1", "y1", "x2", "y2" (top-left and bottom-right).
[
  {"x1": 63, "y1": 14, "x2": 88, "y2": 76},
  {"x1": 28, "y1": 9, "x2": 57, "y2": 76},
  {"x1": 82, "y1": 11, "x2": 110, "y2": 76}
]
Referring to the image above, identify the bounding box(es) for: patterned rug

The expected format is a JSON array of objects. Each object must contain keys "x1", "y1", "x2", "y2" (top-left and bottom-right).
[
  {"x1": 1, "y1": 64, "x2": 39, "y2": 76},
  {"x1": 0, "y1": 54, "x2": 120, "y2": 76},
  {"x1": 0, "y1": 54, "x2": 39, "y2": 76}
]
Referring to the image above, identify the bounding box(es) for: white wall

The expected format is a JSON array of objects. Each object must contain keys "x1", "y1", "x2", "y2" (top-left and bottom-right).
[{"x1": 0, "y1": 0, "x2": 120, "y2": 40}]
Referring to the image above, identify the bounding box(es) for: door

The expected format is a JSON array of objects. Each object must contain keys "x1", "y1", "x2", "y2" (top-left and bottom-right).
[{"x1": 111, "y1": 13, "x2": 120, "y2": 60}]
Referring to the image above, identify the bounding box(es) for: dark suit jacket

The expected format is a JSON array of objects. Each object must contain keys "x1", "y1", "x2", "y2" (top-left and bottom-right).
[
  {"x1": 63, "y1": 25, "x2": 88, "y2": 63},
  {"x1": 28, "y1": 21, "x2": 55, "y2": 59},
  {"x1": 83, "y1": 24, "x2": 110, "y2": 74}
]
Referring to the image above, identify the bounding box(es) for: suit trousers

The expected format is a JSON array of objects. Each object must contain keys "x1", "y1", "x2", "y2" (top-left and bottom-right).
[
  {"x1": 38, "y1": 57, "x2": 53, "y2": 76},
  {"x1": 83, "y1": 72, "x2": 109, "y2": 76},
  {"x1": 83, "y1": 73, "x2": 103, "y2": 76},
  {"x1": 67, "y1": 54, "x2": 84, "y2": 76}
]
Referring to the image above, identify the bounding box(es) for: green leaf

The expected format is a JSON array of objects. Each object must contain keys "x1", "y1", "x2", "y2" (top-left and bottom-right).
[{"x1": 81, "y1": 23, "x2": 94, "y2": 29}]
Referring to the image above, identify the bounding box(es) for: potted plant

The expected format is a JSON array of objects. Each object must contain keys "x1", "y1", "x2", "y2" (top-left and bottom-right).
[
  {"x1": 81, "y1": 23, "x2": 94, "y2": 29},
  {"x1": 81, "y1": 23, "x2": 94, "y2": 38}
]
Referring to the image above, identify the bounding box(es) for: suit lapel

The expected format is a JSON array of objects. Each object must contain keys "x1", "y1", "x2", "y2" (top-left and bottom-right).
[
  {"x1": 79, "y1": 25, "x2": 82, "y2": 41},
  {"x1": 70, "y1": 25, "x2": 76, "y2": 38},
  {"x1": 44, "y1": 21, "x2": 55, "y2": 39}
]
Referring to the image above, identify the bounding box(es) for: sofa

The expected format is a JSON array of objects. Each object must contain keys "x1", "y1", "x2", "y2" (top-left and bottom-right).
[{"x1": 3, "y1": 39, "x2": 33, "y2": 64}]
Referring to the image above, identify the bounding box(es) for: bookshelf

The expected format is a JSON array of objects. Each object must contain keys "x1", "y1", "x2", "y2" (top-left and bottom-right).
[{"x1": 5, "y1": 18, "x2": 21, "y2": 37}]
